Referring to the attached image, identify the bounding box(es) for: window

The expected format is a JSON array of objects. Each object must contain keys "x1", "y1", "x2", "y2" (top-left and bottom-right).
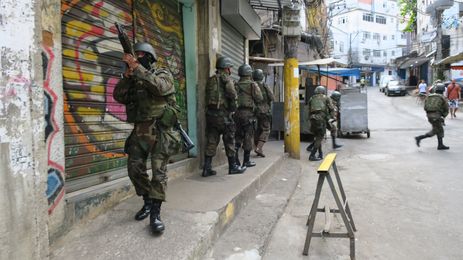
[
  {"x1": 339, "y1": 41, "x2": 344, "y2": 52},
  {"x1": 391, "y1": 35, "x2": 395, "y2": 40},
  {"x1": 391, "y1": 50, "x2": 395, "y2": 56},
  {"x1": 373, "y1": 33, "x2": 381, "y2": 41},
  {"x1": 363, "y1": 13, "x2": 374, "y2": 22},
  {"x1": 338, "y1": 16, "x2": 348, "y2": 24},
  {"x1": 383, "y1": 35, "x2": 387, "y2": 40},
  {"x1": 383, "y1": 51, "x2": 387, "y2": 57},
  {"x1": 376, "y1": 15, "x2": 386, "y2": 24},
  {"x1": 363, "y1": 48, "x2": 371, "y2": 56},
  {"x1": 363, "y1": 31, "x2": 371, "y2": 40},
  {"x1": 373, "y1": 50, "x2": 381, "y2": 57},
  {"x1": 401, "y1": 33, "x2": 406, "y2": 39}
]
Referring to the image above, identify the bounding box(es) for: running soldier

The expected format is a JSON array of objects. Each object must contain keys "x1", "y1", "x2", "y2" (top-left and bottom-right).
[{"x1": 415, "y1": 83, "x2": 450, "y2": 150}]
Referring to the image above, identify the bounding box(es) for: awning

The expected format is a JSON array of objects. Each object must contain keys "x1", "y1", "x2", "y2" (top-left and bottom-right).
[
  {"x1": 299, "y1": 67, "x2": 361, "y2": 77},
  {"x1": 267, "y1": 57, "x2": 347, "y2": 67},
  {"x1": 250, "y1": 0, "x2": 292, "y2": 11},
  {"x1": 399, "y1": 57, "x2": 430, "y2": 69},
  {"x1": 435, "y1": 52, "x2": 463, "y2": 65}
]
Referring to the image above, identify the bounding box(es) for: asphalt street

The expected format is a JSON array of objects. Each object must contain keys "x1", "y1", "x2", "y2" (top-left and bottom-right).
[{"x1": 264, "y1": 87, "x2": 463, "y2": 260}]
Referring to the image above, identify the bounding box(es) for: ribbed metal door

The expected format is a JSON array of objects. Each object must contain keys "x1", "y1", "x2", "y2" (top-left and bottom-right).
[
  {"x1": 221, "y1": 19, "x2": 245, "y2": 81},
  {"x1": 61, "y1": 0, "x2": 186, "y2": 186},
  {"x1": 62, "y1": 0, "x2": 133, "y2": 183}
]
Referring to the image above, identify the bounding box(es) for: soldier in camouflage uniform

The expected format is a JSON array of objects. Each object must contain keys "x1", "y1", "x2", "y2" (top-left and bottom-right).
[
  {"x1": 306, "y1": 90, "x2": 342, "y2": 151},
  {"x1": 252, "y1": 69, "x2": 274, "y2": 157},
  {"x1": 308, "y1": 86, "x2": 335, "y2": 161},
  {"x1": 202, "y1": 56, "x2": 246, "y2": 177},
  {"x1": 234, "y1": 64, "x2": 263, "y2": 167},
  {"x1": 415, "y1": 83, "x2": 450, "y2": 150},
  {"x1": 113, "y1": 42, "x2": 181, "y2": 234}
]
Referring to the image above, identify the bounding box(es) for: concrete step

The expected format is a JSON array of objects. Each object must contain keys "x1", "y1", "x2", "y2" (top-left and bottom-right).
[
  {"x1": 50, "y1": 141, "x2": 286, "y2": 260},
  {"x1": 205, "y1": 156, "x2": 302, "y2": 260}
]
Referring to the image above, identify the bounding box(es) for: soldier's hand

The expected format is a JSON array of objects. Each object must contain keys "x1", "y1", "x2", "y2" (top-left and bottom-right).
[
  {"x1": 122, "y1": 53, "x2": 139, "y2": 70},
  {"x1": 123, "y1": 67, "x2": 134, "y2": 78}
]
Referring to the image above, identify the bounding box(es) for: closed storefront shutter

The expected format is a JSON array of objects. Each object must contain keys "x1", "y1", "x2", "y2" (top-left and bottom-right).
[
  {"x1": 61, "y1": 0, "x2": 186, "y2": 190},
  {"x1": 221, "y1": 19, "x2": 245, "y2": 81}
]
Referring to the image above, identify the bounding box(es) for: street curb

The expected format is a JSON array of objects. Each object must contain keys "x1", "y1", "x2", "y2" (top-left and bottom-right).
[{"x1": 188, "y1": 154, "x2": 287, "y2": 260}]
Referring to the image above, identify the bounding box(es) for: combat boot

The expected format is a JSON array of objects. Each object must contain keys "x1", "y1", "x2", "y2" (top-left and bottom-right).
[
  {"x1": 201, "y1": 156, "x2": 216, "y2": 177},
  {"x1": 414, "y1": 133, "x2": 431, "y2": 147},
  {"x1": 243, "y1": 151, "x2": 256, "y2": 167},
  {"x1": 255, "y1": 141, "x2": 266, "y2": 157},
  {"x1": 150, "y1": 200, "x2": 165, "y2": 234},
  {"x1": 306, "y1": 142, "x2": 314, "y2": 152},
  {"x1": 309, "y1": 147, "x2": 321, "y2": 161},
  {"x1": 437, "y1": 137, "x2": 449, "y2": 150},
  {"x1": 332, "y1": 138, "x2": 343, "y2": 149},
  {"x1": 135, "y1": 196, "x2": 152, "y2": 221},
  {"x1": 228, "y1": 156, "x2": 246, "y2": 174}
]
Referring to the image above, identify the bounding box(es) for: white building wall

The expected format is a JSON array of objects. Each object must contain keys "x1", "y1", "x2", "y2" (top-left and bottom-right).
[
  {"x1": 328, "y1": 0, "x2": 406, "y2": 68},
  {"x1": 0, "y1": 0, "x2": 49, "y2": 259}
]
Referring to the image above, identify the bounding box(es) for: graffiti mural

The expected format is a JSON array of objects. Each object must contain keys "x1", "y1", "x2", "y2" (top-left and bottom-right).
[
  {"x1": 43, "y1": 34, "x2": 65, "y2": 213},
  {"x1": 135, "y1": 0, "x2": 187, "y2": 122},
  {"x1": 61, "y1": 0, "x2": 186, "y2": 180}
]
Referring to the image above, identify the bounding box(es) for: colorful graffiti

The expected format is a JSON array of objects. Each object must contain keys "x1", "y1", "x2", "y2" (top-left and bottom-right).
[
  {"x1": 61, "y1": 0, "x2": 186, "y2": 180},
  {"x1": 43, "y1": 36, "x2": 65, "y2": 213}
]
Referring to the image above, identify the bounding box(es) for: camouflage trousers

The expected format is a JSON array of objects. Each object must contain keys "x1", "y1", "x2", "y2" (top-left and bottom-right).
[
  {"x1": 310, "y1": 114, "x2": 327, "y2": 151},
  {"x1": 235, "y1": 109, "x2": 255, "y2": 152},
  {"x1": 205, "y1": 113, "x2": 236, "y2": 157},
  {"x1": 255, "y1": 113, "x2": 271, "y2": 144},
  {"x1": 426, "y1": 114, "x2": 445, "y2": 138},
  {"x1": 125, "y1": 122, "x2": 169, "y2": 201},
  {"x1": 326, "y1": 120, "x2": 337, "y2": 137}
]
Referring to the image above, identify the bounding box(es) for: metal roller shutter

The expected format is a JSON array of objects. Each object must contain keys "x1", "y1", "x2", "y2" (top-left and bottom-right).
[
  {"x1": 221, "y1": 19, "x2": 245, "y2": 81},
  {"x1": 62, "y1": 0, "x2": 133, "y2": 183},
  {"x1": 61, "y1": 0, "x2": 187, "y2": 188},
  {"x1": 134, "y1": 0, "x2": 188, "y2": 162}
]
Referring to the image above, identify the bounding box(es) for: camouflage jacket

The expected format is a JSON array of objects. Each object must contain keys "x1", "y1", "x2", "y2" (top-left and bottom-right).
[
  {"x1": 255, "y1": 81, "x2": 274, "y2": 115},
  {"x1": 205, "y1": 71, "x2": 238, "y2": 115},
  {"x1": 113, "y1": 65, "x2": 176, "y2": 123}
]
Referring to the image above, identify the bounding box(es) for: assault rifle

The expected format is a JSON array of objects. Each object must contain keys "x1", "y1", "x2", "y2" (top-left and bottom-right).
[
  {"x1": 115, "y1": 22, "x2": 134, "y2": 56},
  {"x1": 175, "y1": 121, "x2": 195, "y2": 152}
]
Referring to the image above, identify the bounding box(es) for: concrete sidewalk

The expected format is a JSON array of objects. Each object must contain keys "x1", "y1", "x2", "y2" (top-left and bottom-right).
[{"x1": 50, "y1": 141, "x2": 286, "y2": 260}]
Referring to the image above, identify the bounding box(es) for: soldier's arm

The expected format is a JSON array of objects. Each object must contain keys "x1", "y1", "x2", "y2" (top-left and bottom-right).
[
  {"x1": 224, "y1": 79, "x2": 238, "y2": 112},
  {"x1": 252, "y1": 82, "x2": 264, "y2": 103},
  {"x1": 327, "y1": 97, "x2": 336, "y2": 118},
  {"x1": 113, "y1": 78, "x2": 132, "y2": 104},
  {"x1": 132, "y1": 66, "x2": 176, "y2": 96},
  {"x1": 264, "y1": 84, "x2": 275, "y2": 102}
]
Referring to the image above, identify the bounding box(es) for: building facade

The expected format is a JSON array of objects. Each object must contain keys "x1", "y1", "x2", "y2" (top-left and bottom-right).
[
  {"x1": 1, "y1": 0, "x2": 264, "y2": 258},
  {"x1": 328, "y1": 0, "x2": 407, "y2": 86}
]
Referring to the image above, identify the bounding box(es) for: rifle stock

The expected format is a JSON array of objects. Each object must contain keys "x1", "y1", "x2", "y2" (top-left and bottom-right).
[{"x1": 176, "y1": 122, "x2": 195, "y2": 152}]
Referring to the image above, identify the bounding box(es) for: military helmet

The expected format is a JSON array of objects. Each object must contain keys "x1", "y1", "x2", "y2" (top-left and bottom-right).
[
  {"x1": 434, "y1": 83, "x2": 446, "y2": 94},
  {"x1": 330, "y1": 91, "x2": 341, "y2": 101},
  {"x1": 216, "y1": 56, "x2": 233, "y2": 69},
  {"x1": 238, "y1": 64, "x2": 253, "y2": 77},
  {"x1": 314, "y1": 86, "x2": 326, "y2": 94},
  {"x1": 252, "y1": 69, "x2": 264, "y2": 81},
  {"x1": 133, "y1": 42, "x2": 157, "y2": 62}
]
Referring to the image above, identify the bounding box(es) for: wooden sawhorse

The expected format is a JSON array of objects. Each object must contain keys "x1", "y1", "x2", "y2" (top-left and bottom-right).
[{"x1": 302, "y1": 153, "x2": 357, "y2": 259}]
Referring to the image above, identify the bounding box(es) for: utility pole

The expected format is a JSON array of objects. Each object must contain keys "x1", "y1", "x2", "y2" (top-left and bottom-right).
[
  {"x1": 282, "y1": 2, "x2": 301, "y2": 159},
  {"x1": 435, "y1": 9, "x2": 444, "y2": 80}
]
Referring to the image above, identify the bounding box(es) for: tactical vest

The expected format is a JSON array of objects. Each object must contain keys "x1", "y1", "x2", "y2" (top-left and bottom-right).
[
  {"x1": 206, "y1": 74, "x2": 228, "y2": 110},
  {"x1": 237, "y1": 80, "x2": 254, "y2": 109},
  {"x1": 309, "y1": 94, "x2": 327, "y2": 113},
  {"x1": 424, "y1": 94, "x2": 442, "y2": 112},
  {"x1": 125, "y1": 86, "x2": 171, "y2": 123}
]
